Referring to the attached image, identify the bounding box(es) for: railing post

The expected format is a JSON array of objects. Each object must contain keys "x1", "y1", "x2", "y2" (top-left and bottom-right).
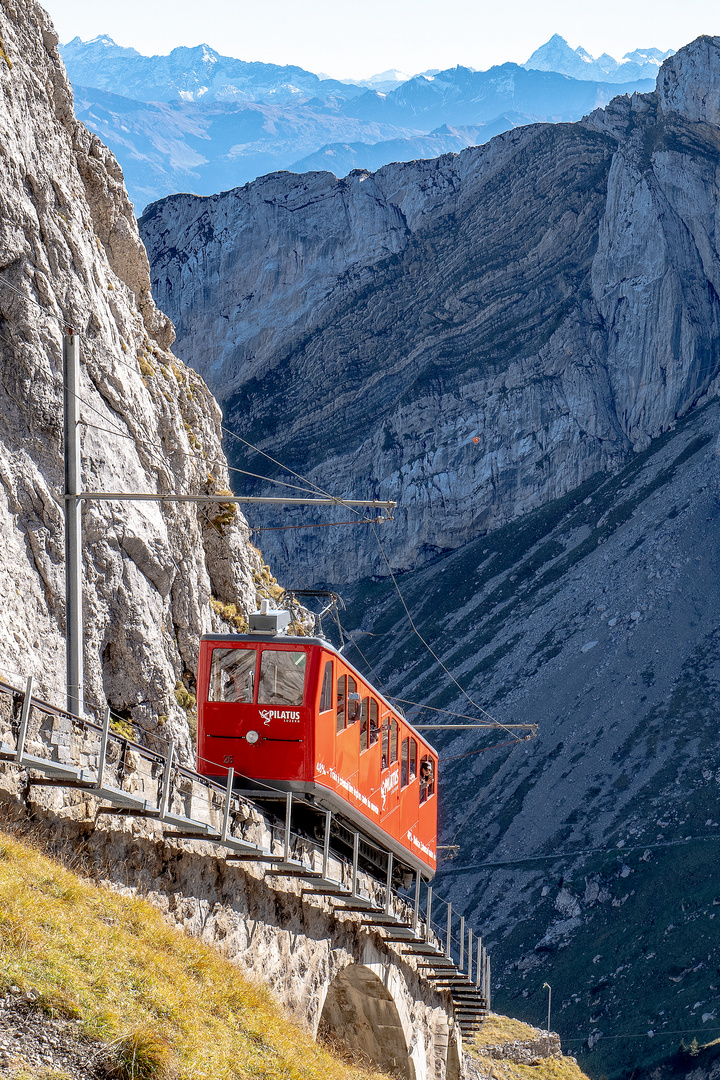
[
  {"x1": 413, "y1": 871, "x2": 421, "y2": 934},
  {"x1": 95, "y1": 706, "x2": 111, "y2": 788},
  {"x1": 425, "y1": 885, "x2": 433, "y2": 943},
  {"x1": 486, "y1": 955, "x2": 491, "y2": 1010},
  {"x1": 322, "y1": 810, "x2": 332, "y2": 880},
  {"x1": 283, "y1": 791, "x2": 293, "y2": 863},
  {"x1": 445, "y1": 901, "x2": 452, "y2": 959},
  {"x1": 384, "y1": 850, "x2": 394, "y2": 916},
  {"x1": 160, "y1": 739, "x2": 174, "y2": 820},
  {"x1": 459, "y1": 915, "x2": 465, "y2": 972},
  {"x1": 351, "y1": 831, "x2": 359, "y2": 897},
  {"x1": 221, "y1": 767, "x2": 234, "y2": 843},
  {"x1": 467, "y1": 929, "x2": 473, "y2": 983},
  {"x1": 476, "y1": 937, "x2": 482, "y2": 986},
  {"x1": 15, "y1": 676, "x2": 33, "y2": 762}
]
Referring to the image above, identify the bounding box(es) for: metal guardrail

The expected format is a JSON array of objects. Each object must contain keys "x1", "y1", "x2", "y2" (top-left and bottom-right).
[{"x1": 0, "y1": 673, "x2": 489, "y2": 1035}]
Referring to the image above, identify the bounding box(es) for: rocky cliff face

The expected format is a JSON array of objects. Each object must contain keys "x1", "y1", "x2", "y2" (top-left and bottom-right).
[
  {"x1": 0, "y1": 0, "x2": 274, "y2": 756},
  {"x1": 140, "y1": 36, "x2": 720, "y2": 588}
]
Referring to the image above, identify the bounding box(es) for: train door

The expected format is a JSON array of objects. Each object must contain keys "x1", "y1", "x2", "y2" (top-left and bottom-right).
[
  {"x1": 399, "y1": 735, "x2": 419, "y2": 839},
  {"x1": 314, "y1": 655, "x2": 335, "y2": 779},
  {"x1": 379, "y1": 713, "x2": 401, "y2": 831},
  {"x1": 417, "y1": 750, "x2": 438, "y2": 858},
  {"x1": 334, "y1": 667, "x2": 360, "y2": 801},
  {"x1": 359, "y1": 694, "x2": 381, "y2": 814}
]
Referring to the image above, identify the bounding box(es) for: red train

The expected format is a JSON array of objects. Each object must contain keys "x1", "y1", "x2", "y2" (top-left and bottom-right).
[{"x1": 196, "y1": 612, "x2": 438, "y2": 877}]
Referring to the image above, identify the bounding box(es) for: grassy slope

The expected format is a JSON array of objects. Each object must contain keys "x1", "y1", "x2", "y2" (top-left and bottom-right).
[
  {"x1": 466, "y1": 1014, "x2": 589, "y2": 1080},
  {"x1": 0, "y1": 829, "x2": 386, "y2": 1080}
]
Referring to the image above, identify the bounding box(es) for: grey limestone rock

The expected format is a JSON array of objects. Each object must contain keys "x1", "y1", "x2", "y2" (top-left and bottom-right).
[{"x1": 0, "y1": 0, "x2": 269, "y2": 757}]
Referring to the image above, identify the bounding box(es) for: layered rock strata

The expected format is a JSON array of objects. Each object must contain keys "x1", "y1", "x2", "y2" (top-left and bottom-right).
[
  {"x1": 0, "y1": 0, "x2": 272, "y2": 756},
  {"x1": 141, "y1": 36, "x2": 720, "y2": 585}
]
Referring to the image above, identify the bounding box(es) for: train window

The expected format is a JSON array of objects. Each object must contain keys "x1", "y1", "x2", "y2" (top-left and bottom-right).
[
  {"x1": 209, "y1": 648, "x2": 256, "y2": 703},
  {"x1": 369, "y1": 700, "x2": 379, "y2": 746},
  {"x1": 319, "y1": 661, "x2": 333, "y2": 713},
  {"x1": 419, "y1": 755, "x2": 435, "y2": 803},
  {"x1": 360, "y1": 697, "x2": 370, "y2": 752},
  {"x1": 390, "y1": 719, "x2": 398, "y2": 765},
  {"x1": 409, "y1": 739, "x2": 417, "y2": 781},
  {"x1": 348, "y1": 678, "x2": 360, "y2": 723},
  {"x1": 257, "y1": 649, "x2": 306, "y2": 706},
  {"x1": 336, "y1": 675, "x2": 347, "y2": 733},
  {"x1": 382, "y1": 721, "x2": 389, "y2": 769},
  {"x1": 401, "y1": 737, "x2": 409, "y2": 787}
]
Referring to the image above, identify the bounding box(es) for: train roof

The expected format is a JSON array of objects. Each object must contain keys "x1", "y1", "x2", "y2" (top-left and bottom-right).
[{"x1": 200, "y1": 631, "x2": 438, "y2": 755}]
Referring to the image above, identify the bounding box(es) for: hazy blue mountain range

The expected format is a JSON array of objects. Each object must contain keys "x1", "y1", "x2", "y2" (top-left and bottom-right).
[
  {"x1": 62, "y1": 35, "x2": 658, "y2": 210},
  {"x1": 61, "y1": 34, "x2": 364, "y2": 104},
  {"x1": 340, "y1": 64, "x2": 653, "y2": 127},
  {"x1": 525, "y1": 34, "x2": 673, "y2": 82}
]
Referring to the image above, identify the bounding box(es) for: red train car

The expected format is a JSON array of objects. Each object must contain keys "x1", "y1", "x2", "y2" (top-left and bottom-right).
[{"x1": 196, "y1": 619, "x2": 438, "y2": 877}]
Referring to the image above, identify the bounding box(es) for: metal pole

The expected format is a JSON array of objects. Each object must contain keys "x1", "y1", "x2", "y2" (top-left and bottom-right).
[
  {"x1": 160, "y1": 739, "x2": 174, "y2": 820},
  {"x1": 487, "y1": 955, "x2": 491, "y2": 1011},
  {"x1": 475, "y1": 938, "x2": 482, "y2": 986},
  {"x1": 351, "y1": 831, "x2": 359, "y2": 897},
  {"x1": 322, "y1": 810, "x2": 332, "y2": 880},
  {"x1": 15, "y1": 676, "x2": 33, "y2": 762},
  {"x1": 221, "y1": 767, "x2": 234, "y2": 842},
  {"x1": 63, "y1": 329, "x2": 83, "y2": 718},
  {"x1": 75, "y1": 493, "x2": 397, "y2": 508},
  {"x1": 384, "y1": 851, "x2": 394, "y2": 916},
  {"x1": 467, "y1": 929, "x2": 473, "y2": 982},
  {"x1": 413, "y1": 872, "x2": 421, "y2": 934},
  {"x1": 425, "y1": 886, "x2": 433, "y2": 943},
  {"x1": 543, "y1": 982, "x2": 551, "y2": 1055},
  {"x1": 459, "y1": 915, "x2": 465, "y2": 972},
  {"x1": 95, "y1": 705, "x2": 111, "y2": 788},
  {"x1": 445, "y1": 902, "x2": 452, "y2": 959},
  {"x1": 283, "y1": 791, "x2": 293, "y2": 863}
]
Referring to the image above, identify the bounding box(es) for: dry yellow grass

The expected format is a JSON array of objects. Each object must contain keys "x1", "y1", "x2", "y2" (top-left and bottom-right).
[
  {"x1": 0, "y1": 829, "x2": 388, "y2": 1080},
  {"x1": 467, "y1": 1015, "x2": 590, "y2": 1080}
]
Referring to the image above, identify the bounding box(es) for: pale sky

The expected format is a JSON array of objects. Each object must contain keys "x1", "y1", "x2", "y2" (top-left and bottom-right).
[{"x1": 42, "y1": 0, "x2": 716, "y2": 81}]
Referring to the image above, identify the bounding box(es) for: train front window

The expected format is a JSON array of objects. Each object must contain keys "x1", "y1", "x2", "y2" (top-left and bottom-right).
[
  {"x1": 257, "y1": 649, "x2": 306, "y2": 706},
  {"x1": 382, "y1": 721, "x2": 389, "y2": 768},
  {"x1": 320, "y1": 661, "x2": 333, "y2": 713},
  {"x1": 409, "y1": 738, "x2": 417, "y2": 781},
  {"x1": 209, "y1": 648, "x2": 256, "y2": 703}
]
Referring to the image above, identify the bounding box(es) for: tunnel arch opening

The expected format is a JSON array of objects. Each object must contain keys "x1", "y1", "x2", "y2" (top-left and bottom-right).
[{"x1": 318, "y1": 963, "x2": 414, "y2": 1079}]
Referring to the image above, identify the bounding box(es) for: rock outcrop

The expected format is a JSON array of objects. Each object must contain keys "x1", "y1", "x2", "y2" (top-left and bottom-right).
[
  {"x1": 0, "y1": 0, "x2": 273, "y2": 756},
  {"x1": 141, "y1": 36, "x2": 720, "y2": 586}
]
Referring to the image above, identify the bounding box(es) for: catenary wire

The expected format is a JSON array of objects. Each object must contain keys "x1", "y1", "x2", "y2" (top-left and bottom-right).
[{"x1": 370, "y1": 520, "x2": 522, "y2": 740}]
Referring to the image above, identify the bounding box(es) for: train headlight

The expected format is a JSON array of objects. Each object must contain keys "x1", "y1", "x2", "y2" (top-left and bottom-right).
[{"x1": 246, "y1": 730, "x2": 259, "y2": 745}]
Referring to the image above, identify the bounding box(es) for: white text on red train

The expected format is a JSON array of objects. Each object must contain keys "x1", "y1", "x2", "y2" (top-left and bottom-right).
[
  {"x1": 258, "y1": 708, "x2": 301, "y2": 725},
  {"x1": 406, "y1": 830, "x2": 434, "y2": 859},
  {"x1": 380, "y1": 768, "x2": 399, "y2": 810}
]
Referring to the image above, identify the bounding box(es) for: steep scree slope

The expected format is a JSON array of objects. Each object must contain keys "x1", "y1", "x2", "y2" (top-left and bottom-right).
[
  {"x1": 337, "y1": 395, "x2": 720, "y2": 1080},
  {"x1": 141, "y1": 37, "x2": 720, "y2": 586},
  {"x1": 0, "y1": 0, "x2": 271, "y2": 756}
]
